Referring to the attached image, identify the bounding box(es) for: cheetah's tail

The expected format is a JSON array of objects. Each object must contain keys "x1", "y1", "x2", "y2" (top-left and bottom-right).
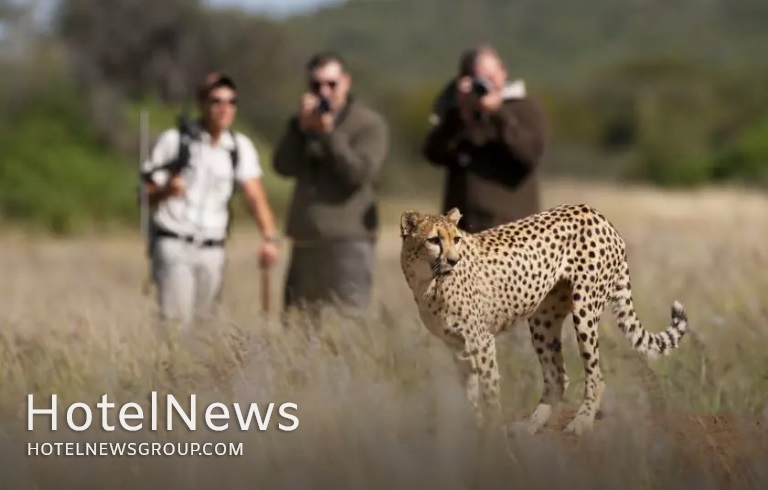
[{"x1": 609, "y1": 262, "x2": 689, "y2": 360}]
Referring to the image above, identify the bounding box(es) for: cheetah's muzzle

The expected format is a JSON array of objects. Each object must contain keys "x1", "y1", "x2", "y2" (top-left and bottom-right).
[{"x1": 431, "y1": 260, "x2": 450, "y2": 277}]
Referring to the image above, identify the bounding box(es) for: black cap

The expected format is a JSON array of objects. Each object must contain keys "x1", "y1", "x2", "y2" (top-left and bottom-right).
[{"x1": 197, "y1": 72, "x2": 237, "y2": 101}]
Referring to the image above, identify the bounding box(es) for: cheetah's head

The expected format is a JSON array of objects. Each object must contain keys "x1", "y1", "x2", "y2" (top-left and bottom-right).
[{"x1": 399, "y1": 207, "x2": 465, "y2": 280}]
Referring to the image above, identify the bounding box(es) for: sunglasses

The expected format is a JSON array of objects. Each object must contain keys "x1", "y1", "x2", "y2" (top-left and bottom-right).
[
  {"x1": 309, "y1": 79, "x2": 338, "y2": 92},
  {"x1": 208, "y1": 96, "x2": 238, "y2": 106}
]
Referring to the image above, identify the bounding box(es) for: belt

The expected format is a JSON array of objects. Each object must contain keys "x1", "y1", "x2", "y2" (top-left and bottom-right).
[{"x1": 154, "y1": 227, "x2": 225, "y2": 248}]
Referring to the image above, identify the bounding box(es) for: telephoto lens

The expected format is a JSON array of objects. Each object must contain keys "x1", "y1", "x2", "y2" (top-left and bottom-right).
[
  {"x1": 471, "y1": 77, "x2": 491, "y2": 97},
  {"x1": 317, "y1": 97, "x2": 332, "y2": 114}
]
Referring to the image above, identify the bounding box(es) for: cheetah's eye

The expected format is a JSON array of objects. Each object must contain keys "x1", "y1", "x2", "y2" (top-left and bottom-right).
[
  {"x1": 427, "y1": 236, "x2": 440, "y2": 246},
  {"x1": 453, "y1": 236, "x2": 461, "y2": 244}
]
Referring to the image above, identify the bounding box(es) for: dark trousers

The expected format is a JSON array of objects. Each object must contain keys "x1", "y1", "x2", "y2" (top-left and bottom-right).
[{"x1": 283, "y1": 238, "x2": 376, "y2": 315}]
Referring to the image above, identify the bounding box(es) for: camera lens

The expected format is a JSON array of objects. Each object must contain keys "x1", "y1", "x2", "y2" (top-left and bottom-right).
[
  {"x1": 472, "y1": 77, "x2": 490, "y2": 97},
  {"x1": 317, "y1": 97, "x2": 331, "y2": 114}
]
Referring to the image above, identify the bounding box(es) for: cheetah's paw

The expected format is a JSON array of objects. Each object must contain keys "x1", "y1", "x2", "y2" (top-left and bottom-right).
[
  {"x1": 563, "y1": 414, "x2": 594, "y2": 436},
  {"x1": 525, "y1": 404, "x2": 554, "y2": 435}
]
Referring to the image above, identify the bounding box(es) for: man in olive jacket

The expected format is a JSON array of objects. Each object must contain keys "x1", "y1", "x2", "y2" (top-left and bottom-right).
[
  {"x1": 273, "y1": 51, "x2": 389, "y2": 315},
  {"x1": 422, "y1": 44, "x2": 549, "y2": 233}
]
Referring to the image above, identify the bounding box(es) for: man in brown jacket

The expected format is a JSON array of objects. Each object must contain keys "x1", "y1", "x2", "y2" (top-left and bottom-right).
[
  {"x1": 422, "y1": 44, "x2": 549, "y2": 232},
  {"x1": 273, "y1": 51, "x2": 389, "y2": 316}
]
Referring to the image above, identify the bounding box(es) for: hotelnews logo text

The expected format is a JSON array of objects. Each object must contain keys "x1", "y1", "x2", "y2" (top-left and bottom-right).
[{"x1": 27, "y1": 393, "x2": 299, "y2": 432}]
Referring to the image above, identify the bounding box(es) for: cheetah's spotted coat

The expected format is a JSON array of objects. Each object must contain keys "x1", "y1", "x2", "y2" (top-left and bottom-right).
[{"x1": 399, "y1": 203, "x2": 689, "y2": 440}]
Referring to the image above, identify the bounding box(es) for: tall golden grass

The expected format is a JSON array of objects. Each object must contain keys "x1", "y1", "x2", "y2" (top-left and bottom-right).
[{"x1": 1, "y1": 179, "x2": 767, "y2": 489}]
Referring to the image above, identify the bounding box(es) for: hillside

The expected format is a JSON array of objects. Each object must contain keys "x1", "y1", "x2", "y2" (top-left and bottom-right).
[
  {"x1": 283, "y1": 0, "x2": 768, "y2": 90},
  {"x1": 1, "y1": 0, "x2": 767, "y2": 235},
  {"x1": 278, "y1": 0, "x2": 768, "y2": 188}
]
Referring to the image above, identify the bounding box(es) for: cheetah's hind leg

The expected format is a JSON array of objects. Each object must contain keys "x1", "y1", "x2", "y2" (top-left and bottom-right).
[
  {"x1": 525, "y1": 280, "x2": 572, "y2": 435},
  {"x1": 563, "y1": 285, "x2": 609, "y2": 436}
]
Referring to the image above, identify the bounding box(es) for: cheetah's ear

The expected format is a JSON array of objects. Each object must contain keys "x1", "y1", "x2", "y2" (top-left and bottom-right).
[
  {"x1": 400, "y1": 210, "x2": 420, "y2": 238},
  {"x1": 445, "y1": 207, "x2": 462, "y2": 226}
]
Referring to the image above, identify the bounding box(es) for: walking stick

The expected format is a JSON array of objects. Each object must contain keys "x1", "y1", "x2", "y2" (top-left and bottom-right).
[
  {"x1": 261, "y1": 262, "x2": 271, "y2": 314},
  {"x1": 138, "y1": 107, "x2": 153, "y2": 296}
]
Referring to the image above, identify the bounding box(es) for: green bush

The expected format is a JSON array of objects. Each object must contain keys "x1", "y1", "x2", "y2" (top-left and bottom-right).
[
  {"x1": 549, "y1": 56, "x2": 768, "y2": 187},
  {"x1": 711, "y1": 116, "x2": 768, "y2": 185},
  {"x1": 0, "y1": 81, "x2": 138, "y2": 235},
  {"x1": 0, "y1": 77, "x2": 294, "y2": 236}
]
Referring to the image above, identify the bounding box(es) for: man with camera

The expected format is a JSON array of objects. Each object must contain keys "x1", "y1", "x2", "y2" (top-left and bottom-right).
[
  {"x1": 141, "y1": 72, "x2": 280, "y2": 329},
  {"x1": 422, "y1": 43, "x2": 549, "y2": 232},
  {"x1": 273, "y1": 51, "x2": 389, "y2": 319}
]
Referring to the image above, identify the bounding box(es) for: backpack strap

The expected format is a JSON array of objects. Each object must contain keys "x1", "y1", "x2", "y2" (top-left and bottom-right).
[
  {"x1": 225, "y1": 129, "x2": 240, "y2": 240},
  {"x1": 174, "y1": 124, "x2": 237, "y2": 183},
  {"x1": 173, "y1": 112, "x2": 199, "y2": 176},
  {"x1": 177, "y1": 127, "x2": 192, "y2": 171},
  {"x1": 228, "y1": 129, "x2": 239, "y2": 174}
]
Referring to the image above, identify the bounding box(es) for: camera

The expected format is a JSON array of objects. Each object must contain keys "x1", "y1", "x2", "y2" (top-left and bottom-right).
[
  {"x1": 471, "y1": 76, "x2": 491, "y2": 97},
  {"x1": 316, "y1": 97, "x2": 332, "y2": 114}
]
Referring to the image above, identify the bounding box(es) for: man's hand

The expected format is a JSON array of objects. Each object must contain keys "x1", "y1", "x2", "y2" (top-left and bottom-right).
[
  {"x1": 298, "y1": 92, "x2": 320, "y2": 132},
  {"x1": 303, "y1": 113, "x2": 334, "y2": 134},
  {"x1": 297, "y1": 93, "x2": 335, "y2": 134},
  {"x1": 478, "y1": 90, "x2": 503, "y2": 113},
  {"x1": 317, "y1": 113, "x2": 334, "y2": 134},
  {"x1": 257, "y1": 239, "x2": 279, "y2": 268},
  {"x1": 455, "y1": 76, "x2": 477, "y2": 124},
  {"x1": 147, "y1": 175, "x2": 184, "y2": 205},
  {"x1": 240, "y1": 177, "x2": 280, "y2": 268},
  {"x1": 167, "y1": 175, "x2": 185, "y2": 197},
  {"x1": 456, "y1": 76, "x2": 504, "y2": 123}
]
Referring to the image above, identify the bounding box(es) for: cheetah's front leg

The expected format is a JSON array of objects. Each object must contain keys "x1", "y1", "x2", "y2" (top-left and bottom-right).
[
  {"x1": 457, "y1": 333, "x2": 515, "y2": 461},
  {"x1": 453, "y1": 350, "x2": 482, "y2": 427}
]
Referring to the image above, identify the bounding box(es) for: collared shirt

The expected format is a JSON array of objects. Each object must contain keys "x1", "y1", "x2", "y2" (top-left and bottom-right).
[{"x1": 142, "y1": 128, "x2": 262, "y2": 241}]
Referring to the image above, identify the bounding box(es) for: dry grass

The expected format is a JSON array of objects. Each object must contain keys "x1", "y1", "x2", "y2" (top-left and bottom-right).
[{"x1": 1, "y1": 178, "x2": 768, "y2": 489}]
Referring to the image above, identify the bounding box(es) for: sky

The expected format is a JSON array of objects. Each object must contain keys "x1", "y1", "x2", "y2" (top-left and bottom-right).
[
  {"x1": 0, "y1": 0, "x2": 345, "y2": 43},
  {"x1": 0, "y1": 0, "x2": 345, "y2": 42},
  {"x1": 207, "y1": 0, "x2": 346, "y2": 19}
]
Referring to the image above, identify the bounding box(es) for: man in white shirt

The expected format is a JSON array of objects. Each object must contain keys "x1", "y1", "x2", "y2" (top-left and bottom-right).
[{"x1": 141, "y1": 72, "x2": 280, "y2": 328}]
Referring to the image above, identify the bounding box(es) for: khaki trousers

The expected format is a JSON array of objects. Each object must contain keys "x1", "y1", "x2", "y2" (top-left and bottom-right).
[{"x1": 150, "y1": 237, "x2": 226, "y2": 328}]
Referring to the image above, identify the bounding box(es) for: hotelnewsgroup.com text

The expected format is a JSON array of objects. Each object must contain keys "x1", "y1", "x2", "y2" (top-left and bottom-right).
[
  {"x1": 27, "y1": 441, "x2": 244, "y2": 457},
  {"x1": 24, "y1": 392, "x2": 301, "y2": 458}
]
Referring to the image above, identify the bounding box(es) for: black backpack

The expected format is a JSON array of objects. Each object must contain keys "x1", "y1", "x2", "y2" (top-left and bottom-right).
[
  {"x1": 174, "y1": 113, "x2": 240, "y2": 184},
  {"x1": 141, "y1": 113, "x2": 240, "y2": 188},
  {"x1": 141, "y1": 113, "x2": 242, "y2": 238},
  {"x1": 179, "y1": 115, "x2": 243, "y2": 239}
]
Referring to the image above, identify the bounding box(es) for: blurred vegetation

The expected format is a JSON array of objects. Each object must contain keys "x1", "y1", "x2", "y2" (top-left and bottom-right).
[{"x1": 0, "y1": 0, "x2": 767, "y2": 234}]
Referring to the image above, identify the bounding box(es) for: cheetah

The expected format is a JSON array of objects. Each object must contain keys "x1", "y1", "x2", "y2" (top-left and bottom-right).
[{"x1": 399, "y1": 203, "x2": 689, "y2": 440}]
